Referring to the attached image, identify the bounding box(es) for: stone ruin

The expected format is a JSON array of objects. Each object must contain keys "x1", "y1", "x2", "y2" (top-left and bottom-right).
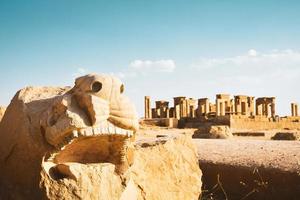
[
  {"x1": 0, "y1": 74, "x2": 202, "y2": 199},
  {"x1": 144, "y1": 94, "x2": 300, "y2": 130}
]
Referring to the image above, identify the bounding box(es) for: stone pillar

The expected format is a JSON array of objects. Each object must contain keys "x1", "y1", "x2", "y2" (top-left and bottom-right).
[
  {"x1": 151, "y1": 108, "x2": 157, "y2": 118},
  {"x1": 263, "y1": 103, "x2": 268, "y2": 117},
  {"x1": 156, "y1": 101, "x2": 169, "y2": 118},
  {"x1": 198, "y1": 98, "x2": 209, "y2": 116},
  {"x1": 216, "y1": 99, "x2": 221, "y2": 116},
  {"x1": 220, "y1": 102, "x2": 225, "y2": 116},
  {"x1": 230, "y1": 99, "x2": 235, "y2": 114},
  {"x1": 144, "y1": 96, "x2": 151, "y2": 119},
  {"x1": 270, "y1": 98, "x2": 276, "y2": 117},
  {"x1": 248, "y1": 97, "x2": 255, "y2": 116},
  {"x1": 175, "y1": 105, "x2": 180, "y2": 119},
  {"x1": 160, "y1": 107, "x2": 165, "y2": 118},
  {"x1": 235, "y1": 98, "x2": 241, "y2": 115},
  {"x1": 235, "y1": 96, "x2": 250, "y2": 116},
  {"x1": 216, "y1": 99, "x2": 226, "y2": 116},
  {"x1": 256, "y1": 104, "x2": 262, "y2": 116},
  {"x1": 166, "y1": 108, "x2": 170, "y2": 118},
  {"x1": 241, "y1": 101, "x2": 248, "y2": 115},
  {"x1": 291, "y1": 103, "x2": 298, "y2": 117},
  {"x1": 181, "y1": 100, "x2": 188, "y2": 118},
  {"x1": 190, "y1": 105, "x2": 195, "y2": 118},
  {"x1": 271, "y1": 103, "x2": 275, "y2": 117},
  {"x1": 169, "y1": 107, "x2": 174, "y2": 118},
  {"x1": 291, "y1": 103, "x2": 295, "y2": 116},
  {"x1": 216, "y1": 94, "x2": 230, "y2": 116},
  {"x1": 173, "y1": 97, "x2": 186, "y2": 119}
]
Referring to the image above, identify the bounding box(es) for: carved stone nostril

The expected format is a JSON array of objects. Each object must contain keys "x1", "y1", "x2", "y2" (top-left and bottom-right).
[
  {"x1": 91, "y1": 81, "x2": 102, "y2": 92},
  {"x1": 120, "y1": 84, "x2": 124, "y2": 94}
]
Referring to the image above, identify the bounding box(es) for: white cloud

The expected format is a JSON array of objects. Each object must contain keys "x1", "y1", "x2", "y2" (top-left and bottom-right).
[
  {"x1": 248, "y1": 49, "x2": 257, "y2": 57},
  {"x1": 129, "y1": 59, "x2": 176, "y2": 73},
  {"x1": 115, "y1": 59, "x2": 176, "y2": 79},
  {"x1": 192, "y1": 49, "x2": 300, "y2": 70},
  {"x1": 72, "y1": 67, "x2": 88, "y2": 77}
]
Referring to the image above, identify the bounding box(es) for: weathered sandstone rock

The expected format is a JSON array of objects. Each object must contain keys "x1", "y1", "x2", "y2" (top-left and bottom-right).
[
  {"x1": 0, "y1": 106, "x2": 6, "y2": 122},
  {"x1": 193, "y1": 125, "x2": 232, "y2": 139},
  {"x1": 0, "y1": 86, "x2": 69, "y2": 199},
  {"x1": 271, "y1": 132, "x2": 299, "y2": 140},
  {"x1": 41, "y1": 136, "x2": 202, "y2": 200},
  {"x1": 209, "y1": 125, "x2": 232, "y2": 139},
  {"x1": 0, "y1": 74, "x2": 201, "y2": 200}
]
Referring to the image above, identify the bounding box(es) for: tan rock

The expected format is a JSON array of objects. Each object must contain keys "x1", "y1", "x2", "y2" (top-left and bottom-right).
[
  {"x1": 0, "y1": 86, "x2": 70, "y2": 199},
  {"x1": 271, "y1": 132, "x2": 299, "y2": 140},
  {"x1": 0, "y1": 74, "x2": 139, "y2": 199},
  {"x1": 193, "y1": 125, "x2": 232, "y2": 139},
  {"x1": 208, "y1": 125, "x2": 233, "y2": 139},
  {"x1": 0, "y1": 106, "x2": 6, "y2": 122},
  {"x1": 40, "y1": 135, "x2": 202, "y2": 200},
  {"x1": 0, "y1": 74, "x2": 201, "y2": 199},
  {"x1": 130, "y1": 136, "x2": 202, "y2": 200}
]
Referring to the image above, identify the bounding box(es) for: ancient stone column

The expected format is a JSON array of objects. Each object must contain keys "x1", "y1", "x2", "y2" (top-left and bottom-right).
[
  {"x1": 180, "y1": 100, "x2": 187, "y2": 118},
  {"x1": 271, "y1": 103, "x2": 275, "y2": 117},
  {"x1": 173, "y1": 97, "x2": 186, "y2": 119},
  {"x1": 216, "y1": 99, "x2": 221, "y2": 116},
  {"x1": 264, "y1": 103, "x2": 269, "y2": 117},
  {"x1": 291, "y1": 103, "x2": 298, "y2": 116},
  {"x1": 175, "y1": 105, "x2": 180, "y2": 119},
  {"x1": 230, "y1": 99, "x2": 235, "y2": 114},
  {"x1": 144, "y1": 96, "x2": 151, "y2": 119},
  {"x1": 151, "y1": 108, "x2": 157, "y2": 118},
  {"x1": 241, "y1": 101, "x2": 248, "y2": 115},
  {"x1": 169, "y1": 107, "x2": 174, "y2": 118},
  {"x1": 256, "y1": 103, "x2": 261, "y2": 116},
  {"x1": 216, "y1": 94, "x2": 230, "y2": 116},
  {"x1": 291, "y1": 103, "x2": 295, "y2": 116},
  {"x1": 271, "y1": 98, "x2": 276, "y2": 117},
  {"x1": 248, "y1": 97, "x2": 255, "y2": 116},
  {"x1": 235, "y1": 97, "x2": 241, "y2": 115},
  {"x1": 220, "y1": 102, "x2": 225, "y2": 116},
  {"x1": 216, "y1": 99, "x2": 226, "y2": 116},
  {"x1": 198, "y1": 98, "x2": 209, "y2": 116},
  {"x1": 164, "y1": 107, "x2": 169, "y2": 118}
]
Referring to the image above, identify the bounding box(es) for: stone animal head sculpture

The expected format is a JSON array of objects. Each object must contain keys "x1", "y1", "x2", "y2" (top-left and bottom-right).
[
  {"x1": 41, "y1": 74, "x2": 138, "y2": 174},
  {"x1": 0, "y1": 74, "x2": 139, "y2": 199}
]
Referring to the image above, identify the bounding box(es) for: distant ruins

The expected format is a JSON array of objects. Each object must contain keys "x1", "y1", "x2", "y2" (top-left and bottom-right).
[{"x1": 144, "y1": 95, "x2": 300, "y2": 130}]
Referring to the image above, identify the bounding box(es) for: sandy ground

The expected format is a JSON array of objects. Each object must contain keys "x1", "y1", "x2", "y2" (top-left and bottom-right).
[
  {"x1": 137, "y1": 126, "x2": 300, "y2": 199},
  {"x1": 137, "y1": 126, "x2": 300, "y2": 172},
  {"x1": 195, "y1": 139, "x2": 300, "y2": 173}
]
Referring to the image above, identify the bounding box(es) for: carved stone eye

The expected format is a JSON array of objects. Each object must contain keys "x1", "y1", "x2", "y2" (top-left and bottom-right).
[
  {"x1": 120, "y1": 84, "x2": 124, "y2": 93},
  {"x1": 91, "y1": 81, "x2": 102, "y2": 92}
]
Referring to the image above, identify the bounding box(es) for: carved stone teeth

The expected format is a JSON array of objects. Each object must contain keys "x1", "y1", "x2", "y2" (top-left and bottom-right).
[
  {"x1": 56, "y1": 123, "x2": 134, "y2": 149},
  {"x1": 102, "y1": 126, "x2": 108, "y2": 134},
  {"x1": 108, "y1": 124, "x2": 115, "y2": 134},
  {"x1": 85, "y1": 127, "x2": 93, "y2": 136},
  {"x1": 126, "y1": 130, "x2": 130, "y2": 137},
  {"x1": 115, "y1": 127, "x2": 121, "y2": 134},
  {"x1": 93, "y1": 127, "x2": 100, "y2": 135},
  {"x1": 119, "y1": 128, "x2": 125, "y2": 135},
  {"x1": 79, "y1": 129, "x2": 85, "y2": 136},
  {"x1": 72, "y1": 130, "x2": 78, "y2": 137}
]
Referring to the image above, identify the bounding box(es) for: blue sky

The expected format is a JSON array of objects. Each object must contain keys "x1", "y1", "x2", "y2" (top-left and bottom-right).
[{"x1": 1, "y1": 0, "x2": 300, "y2": 116}]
